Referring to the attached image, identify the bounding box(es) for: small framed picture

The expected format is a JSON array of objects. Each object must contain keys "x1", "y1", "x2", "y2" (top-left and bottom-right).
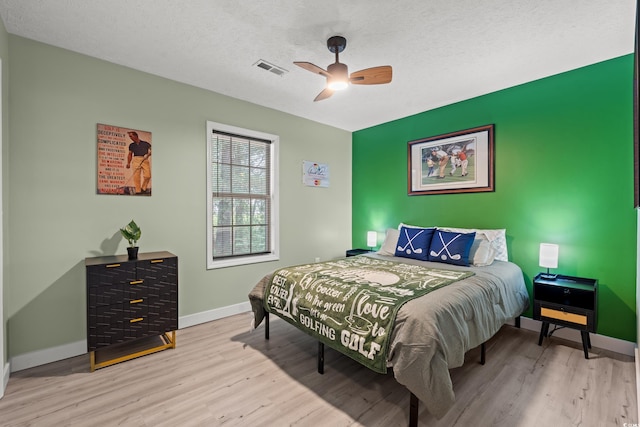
[{"x1": 302, "y1": 160, "x2": 329, "y2": 187}]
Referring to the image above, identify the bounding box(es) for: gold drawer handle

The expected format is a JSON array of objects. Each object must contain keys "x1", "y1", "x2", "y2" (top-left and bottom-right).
[
  {"x1": 130, "y1": 280, "x2": 144, "y2": 285},
  {"x1": 130, "y1": 299, "x2": 143, "y2": 304},
  {"x1": 130, "y1": 317, "x2": 144, "y2": 323},
  {"x1": 151, "y1": 259, "x2": 164, "y2": 263},
  {"x1": 106, "y1": 264, "x2": 121, "y2": 268}
]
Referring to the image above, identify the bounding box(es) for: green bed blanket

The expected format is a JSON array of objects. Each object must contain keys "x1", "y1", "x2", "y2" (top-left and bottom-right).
[{"x1": 263, "y1": 255, "x2": 474, "y2": 373}]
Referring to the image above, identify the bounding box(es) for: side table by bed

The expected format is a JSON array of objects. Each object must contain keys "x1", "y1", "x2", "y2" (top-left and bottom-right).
[
  {"x1": 533, "y1": 273, "x2": 597, "y2": 359},
  {"x1": 346, "y1": 248, "x2": 372, "y2": 257}
]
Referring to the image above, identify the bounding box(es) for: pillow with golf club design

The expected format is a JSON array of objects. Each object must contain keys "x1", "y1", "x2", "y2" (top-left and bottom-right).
[
  {"x1": 428, "y1": 230, "x2": 476, "y2": 266},
  {"x1": 394, "y1": 226, "x2": 435, "y2": 261},
  {"x1": 438, "y1": 226, "x2": 507, "y2": 261}
]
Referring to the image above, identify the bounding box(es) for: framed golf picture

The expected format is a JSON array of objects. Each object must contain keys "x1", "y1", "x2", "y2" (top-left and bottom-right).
[
  {"x1": 96, "y1": 123, "x2": 152, "y2": 196},
  {"x1": 408, "y1": 124, "x2": 494, "y2": 196}
]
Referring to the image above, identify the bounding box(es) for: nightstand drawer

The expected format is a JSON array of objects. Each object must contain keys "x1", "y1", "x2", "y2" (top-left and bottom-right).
[
  {"x1": 534, "y1": 300, "x2": 595, "y2": 332},
  {"x1": 534, "y1": 283, "x2": 594, "y2": 311},
  {"x1": 540, "y1": 307, "x2": 587, "y2": 325}
]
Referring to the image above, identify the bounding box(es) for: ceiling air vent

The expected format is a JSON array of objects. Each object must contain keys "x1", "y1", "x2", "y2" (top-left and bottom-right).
[{"x1": 254, "y1": 59, "x2": 288, "y2": 76}]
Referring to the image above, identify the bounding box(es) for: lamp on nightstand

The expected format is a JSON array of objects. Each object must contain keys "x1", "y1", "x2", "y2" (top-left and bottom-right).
[
  {"x1": 367, "y1": 231, "x2": 377, "y2": 251},
  {"x1": 539, "y1": 243, "x2": 559, "y2": 280}
]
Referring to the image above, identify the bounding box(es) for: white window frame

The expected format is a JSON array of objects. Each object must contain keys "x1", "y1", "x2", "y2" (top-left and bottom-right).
[{"x1": 206, "y1": 121, "x2": 279, "y2": 269}]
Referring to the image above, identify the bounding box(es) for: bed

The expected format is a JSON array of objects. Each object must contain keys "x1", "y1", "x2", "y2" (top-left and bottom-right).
[{"x1": 248, "y1": 226, "x2": 530, "y2": 424}]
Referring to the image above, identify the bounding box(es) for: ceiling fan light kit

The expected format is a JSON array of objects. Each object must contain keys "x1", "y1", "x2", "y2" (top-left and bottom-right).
[
  {"x1": 294, "y1": 35, "x2": 392, "y2": 101},
  {"x1": 327, "y1": 62, "x2": 349, "y2": 90}
]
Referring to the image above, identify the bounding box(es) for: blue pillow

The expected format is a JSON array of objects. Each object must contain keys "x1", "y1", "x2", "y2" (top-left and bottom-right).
[
  {"x1": 428, "y1": 230, "x2": 476, "y2": 266},
  {"x1": 395, "y1": 226, "x2": 435, "y2": 261}
]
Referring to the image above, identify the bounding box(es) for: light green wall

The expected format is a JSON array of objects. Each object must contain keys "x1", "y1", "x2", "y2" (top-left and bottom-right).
[
  {"x1": 353, "y1": 55, "x2": 636, "y2": 342},
  {"x1": 0, "y1": 17, "x2": 8, "y2": 372},
  {"x1": 7, "y1": 36, "x2": 351, "y2": 358}
]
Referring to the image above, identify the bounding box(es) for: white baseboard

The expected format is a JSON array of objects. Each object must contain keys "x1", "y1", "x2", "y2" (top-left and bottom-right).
[
  {"x1": 516, "y1": 316, "x2": 635, "y2": 357},
  {"x1": 179, "y1": 301, "x2": 251, "y2": 329},
  {"x1": 1, "y1": 361, "x2": 9, "y2": 398},
  {"x1": 9, "y1": 301, "x2": 253, "y2": 373},
  {"x1": 10, "y1": 340, "x2": 86, "y2": 373}
]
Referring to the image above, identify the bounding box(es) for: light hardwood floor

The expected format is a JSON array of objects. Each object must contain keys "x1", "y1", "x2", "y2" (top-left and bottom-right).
[{"x1": 0, "y1": 313, "x2": 636, "y2": 426}]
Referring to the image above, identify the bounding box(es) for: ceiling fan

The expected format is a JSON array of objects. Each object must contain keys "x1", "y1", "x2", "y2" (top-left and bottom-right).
[{"x1": 294, "y1": 35, "x2": 392, "y2": 102}]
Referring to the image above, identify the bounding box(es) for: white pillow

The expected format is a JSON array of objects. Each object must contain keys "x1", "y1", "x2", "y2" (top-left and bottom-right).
[
  {"x1": 439, "y1": 227, "x2": 508, "y2": 261},
  {"x1": 377, "y1": 228, "x2": 400, "y2": 256},
  {"x1": 397, "y1": 222, "x2": 433, "y2": 230},
  {"x1": 469, "y1": 239, "x2": 497, "y2": 266}
]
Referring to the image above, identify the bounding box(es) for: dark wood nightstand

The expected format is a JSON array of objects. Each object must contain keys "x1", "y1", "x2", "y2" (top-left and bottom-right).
[
  {"x1": 346, "y1": 248, "x2": 372, "y2": 257},
  {"x1": 533, "y1": 273, "x2": 597, "y2": 359}
]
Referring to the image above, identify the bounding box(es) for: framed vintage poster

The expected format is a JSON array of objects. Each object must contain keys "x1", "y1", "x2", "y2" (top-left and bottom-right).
[
  {"x1": 97, "y1": 124, "x2": 152, "y2": 196},
  {"x1": 408, "y1": 124, "x2": 494, "y2": 195}
]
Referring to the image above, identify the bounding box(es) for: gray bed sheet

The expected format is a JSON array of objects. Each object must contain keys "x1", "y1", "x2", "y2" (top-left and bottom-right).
[{"x1": 248, "y1": 253, "x2": 530, "y2": 418}]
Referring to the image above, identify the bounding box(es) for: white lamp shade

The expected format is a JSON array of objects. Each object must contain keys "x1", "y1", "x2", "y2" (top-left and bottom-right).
[
  {"x1": 539, "y1": 243, "x2": 559, "y2": 269},
  {"x1": 367, "y1": 231, "x2": 377, "y2": 248}
]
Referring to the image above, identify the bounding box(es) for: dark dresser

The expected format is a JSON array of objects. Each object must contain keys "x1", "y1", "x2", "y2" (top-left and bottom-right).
[{"x1": 85, "y1": 251, "x2": 178, "y2": 371}]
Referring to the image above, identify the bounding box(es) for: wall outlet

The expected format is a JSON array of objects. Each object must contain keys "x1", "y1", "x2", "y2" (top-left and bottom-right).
[{"x1": 314, "y1": 257, "x2": 320, "y2": 262}]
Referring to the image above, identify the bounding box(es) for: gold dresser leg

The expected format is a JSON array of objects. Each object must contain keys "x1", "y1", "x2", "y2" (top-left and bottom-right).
[
  {"x1": 170, "y1": 330, "x2": 176, "y2": 348},
  {"x1": 90, "y1": 332, "x2": 177, "y2": 372}
]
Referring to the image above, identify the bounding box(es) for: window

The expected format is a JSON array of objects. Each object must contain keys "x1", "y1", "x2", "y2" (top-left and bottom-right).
[{"x1": 206, "y1": 121, "x2": 279, "y2": 269}]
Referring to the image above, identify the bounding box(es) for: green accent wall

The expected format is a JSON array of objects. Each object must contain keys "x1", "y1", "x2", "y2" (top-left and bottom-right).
[{"x1": 352, "y1": 55, "x2": 636, "y2": 342}]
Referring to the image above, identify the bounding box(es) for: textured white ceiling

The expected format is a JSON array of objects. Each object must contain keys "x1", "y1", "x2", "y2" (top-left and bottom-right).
[{"x1": 0, "y1": 0, "x2": 635, "y2": 131}]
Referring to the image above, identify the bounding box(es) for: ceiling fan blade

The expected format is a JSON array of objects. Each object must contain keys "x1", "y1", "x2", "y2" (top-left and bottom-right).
[
  {"x1": 349, "y1": 66, "x2": 392, "y2": 85},
  {"x1": 294, "y1": 61, "x2": 331, "y2": 78},
  {"x1": 314, "y1": 88, "x2": 334, "y2": 102}
]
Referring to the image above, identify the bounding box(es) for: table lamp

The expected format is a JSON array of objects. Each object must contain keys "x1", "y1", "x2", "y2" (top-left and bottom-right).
[
  {"x1": 539, "y1": 243, "x2": 559, "y2": 280},
  {"x1": 367, "y1": 231, "x2": 377, "y2": 251}
]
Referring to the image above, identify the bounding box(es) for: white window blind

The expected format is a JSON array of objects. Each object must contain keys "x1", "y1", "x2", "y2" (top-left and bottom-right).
[{"x1": 207, "y1": 121, "x2": 279, "y2": 269}]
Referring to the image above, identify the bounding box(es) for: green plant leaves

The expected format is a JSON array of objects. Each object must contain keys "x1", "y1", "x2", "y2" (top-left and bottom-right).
[{"x1": 120, "y1": 219, "x2": 142, "y2": 247}]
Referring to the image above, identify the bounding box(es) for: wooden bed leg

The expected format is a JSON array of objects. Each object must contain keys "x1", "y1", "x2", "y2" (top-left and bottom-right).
[
  {"x1": 265, "y1": 312, "x2": 269, "y2": 340},
  {"x1": 409, "y1": 392, "x2": 419, "y2": 427},
  {"x1": 515, "y1": 316, "x2": 521, "y2": 328},
  {"x1": 480, "y1": 342, "x2": 486, "y2": 365},
  {"x1": 317, "y1": 342, "x2": 325, "y2": 374}
]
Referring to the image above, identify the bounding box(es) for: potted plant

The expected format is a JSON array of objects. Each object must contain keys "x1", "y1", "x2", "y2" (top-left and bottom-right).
[{"x1": 120, "y1": 220, "x2": 142, "y2": 259}]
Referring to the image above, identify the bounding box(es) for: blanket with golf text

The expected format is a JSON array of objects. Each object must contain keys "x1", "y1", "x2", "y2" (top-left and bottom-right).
[{"x1": 264, "y1": 256, "x2": 474, "y2": 373}]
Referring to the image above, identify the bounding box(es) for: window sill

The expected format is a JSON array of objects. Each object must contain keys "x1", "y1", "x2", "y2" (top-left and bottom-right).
[{"x1": 207, "y1": 253, "x2": 279, "y2": 269}]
